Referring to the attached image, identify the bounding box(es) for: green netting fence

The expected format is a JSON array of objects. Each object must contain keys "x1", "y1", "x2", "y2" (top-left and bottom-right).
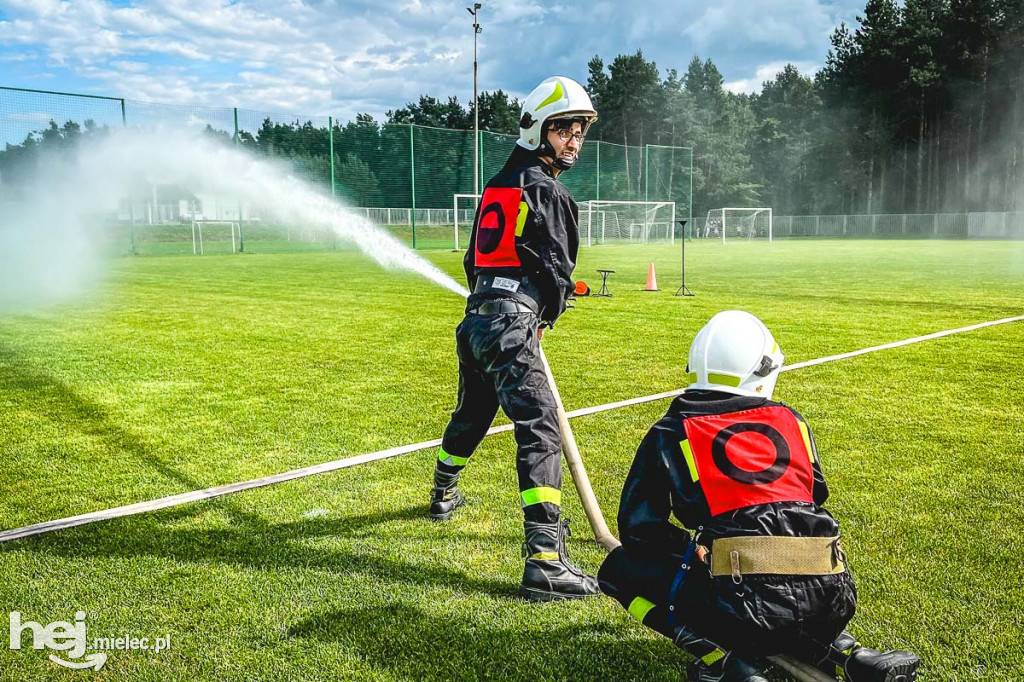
[{"x1": 1, "y1": 86, "x2": 693, "y2": 253}]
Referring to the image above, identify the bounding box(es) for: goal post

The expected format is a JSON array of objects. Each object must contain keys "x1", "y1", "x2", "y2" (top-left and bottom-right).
[
  {"x1": 704, "y1": 208, "x2": 774, "y2": 243},
  {"x1": 190, "y1": 219, "x2": 241, "y2": 255},
  {"x1": 453, "y1": 196, "x2": 678, "y2": 248},
  {"x1": 453, "y1": 194, "x2": 480, "y2": 250},
  {"x1": 579, "y1": 200, "x2": 677, "y2": 247}
]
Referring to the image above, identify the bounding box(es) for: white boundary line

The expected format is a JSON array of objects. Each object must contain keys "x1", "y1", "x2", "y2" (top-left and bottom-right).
[{"x1": 1, "y1": 314, "x2": 1021, "y2": 544}]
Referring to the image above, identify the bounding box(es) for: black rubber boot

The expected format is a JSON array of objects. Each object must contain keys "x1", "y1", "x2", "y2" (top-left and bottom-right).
[
  {"x1": 674, "y1": 627, "x2": 769, "y2": 682},
  {"x1": 428, "y1": 467, "x2": 465, "y2": 521},
  {"x1": 822, "y1": 631, "x2": 920, "y2": 682},
  {"x1": 518, "y1": 518, "x2": 601, "y2": 601}
]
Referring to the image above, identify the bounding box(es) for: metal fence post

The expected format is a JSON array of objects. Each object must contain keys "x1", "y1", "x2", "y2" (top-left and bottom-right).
[
  {"x1": 233, "y1": 107, "x2": 245, "y2": 252},
  {"x1": 688, "y1": 147, "x2": 694, "y2": 240},
  {"x1": 329, "y1": 116, "x2": 336, "y2": 197},
  {"x1": 410, "y1": 124, "x2": 417, "y2": 249},
  {"x1": 119, "y1": 98, "x2": 138, "y2": 255},
  {"x1": 644, "y1": 144, "x2": 649, "y2": 205}
]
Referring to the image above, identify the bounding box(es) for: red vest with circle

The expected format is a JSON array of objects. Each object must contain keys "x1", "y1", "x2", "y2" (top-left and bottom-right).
[
  {"x1": 681, "y1": 405, "x2": 815, "y2": 517},
  {"x1": 473, "y1": 186, "x2": 523, "y2": 268}
]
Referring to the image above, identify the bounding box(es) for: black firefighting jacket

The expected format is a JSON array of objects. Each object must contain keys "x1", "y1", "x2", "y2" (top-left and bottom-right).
[
  {"x1": 618, "y1": 390, "x2": 839, "y2": 556},
  {"x1": 616, "y1": 390, "x2": 856, "y2": 652},
  {"x1": 463, "y1": 145, "x2": 579, "y2": 327}
]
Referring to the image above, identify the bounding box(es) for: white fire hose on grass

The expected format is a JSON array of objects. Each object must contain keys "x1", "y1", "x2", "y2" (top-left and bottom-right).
[{"x1": 538, "y1": 347, "x2": 838, "y2": 682}]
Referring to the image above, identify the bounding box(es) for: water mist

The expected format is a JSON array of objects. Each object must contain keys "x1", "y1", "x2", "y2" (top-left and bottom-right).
[{"x1": 0, "y1": 127, "x2": 470, "y2": 309}]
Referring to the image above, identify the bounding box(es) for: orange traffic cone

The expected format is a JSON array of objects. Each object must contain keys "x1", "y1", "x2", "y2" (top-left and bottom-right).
[{"x1": 643, "y1": 262, "x2": 660, "y2": 291}]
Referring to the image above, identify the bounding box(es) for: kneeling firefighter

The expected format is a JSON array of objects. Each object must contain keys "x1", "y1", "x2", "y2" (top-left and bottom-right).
[
  {"x1": 598, "y1": 311, "x2": 920, "y2": 682},
  {"x1": 428, "y1": 76, "x2": 601, "y2": 601}
]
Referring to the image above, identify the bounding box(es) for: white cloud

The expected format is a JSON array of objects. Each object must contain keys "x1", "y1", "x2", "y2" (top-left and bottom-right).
[
  {"x1": 8, "y1": 111, "x2": 54, "y2": 123},
  {"x1": 109, "y1": 60, "x2": 149, "y2": 73},
  {"x1": 490, "y1": 2, "x2": 545, "y2": 23},
  {"x1": 684, "y1": 0, "x2": 834, "y2": 49},
  {"x1": 0, "y1": 0, "x2": 864, "y2": 122},
  {"x1": 724, "y1": 60, "x2": 820, "y2": 94},
  {"x1": 0, "y1": 52, "x2": 37, "y2": 62}
]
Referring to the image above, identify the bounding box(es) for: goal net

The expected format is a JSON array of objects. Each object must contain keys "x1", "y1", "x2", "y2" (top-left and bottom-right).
[
  {"x1": 579, "y1": 200, "x2": 676, "y2": 246},
  {"x1": 190, "y1": 220, "x2": 241, "y2": 254},
  {"x1": 453, "y1": 193, "x2": 480, "y2": 250},
  {"x1": 703, "y1": 208, "x2": 773, "y2": 243}
]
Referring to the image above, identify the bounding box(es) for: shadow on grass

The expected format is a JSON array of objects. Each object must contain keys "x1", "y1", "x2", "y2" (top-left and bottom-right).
[
  {"x1": 0, "y1": 344, "x2": 562, "y2": 604},
  {"x1": 0, "y1": 342, "x2": 274, "y2": 528},
  {"x1": 286, "y1": 601, "x2": 680, "y2": 682},
  {"x1": 8, "y1": 503, "x2": 520, "y2": 599}
]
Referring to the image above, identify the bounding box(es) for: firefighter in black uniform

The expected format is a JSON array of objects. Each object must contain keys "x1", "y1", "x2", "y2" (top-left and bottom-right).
[
  {"x1": 427, "y1": 76, "x2": 601, "y2": 601},
  {"x1": 598, "y1": 311, "x2": 921, "y2": 682}
]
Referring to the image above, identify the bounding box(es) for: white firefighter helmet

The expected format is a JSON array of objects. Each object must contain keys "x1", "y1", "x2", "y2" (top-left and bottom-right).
[
  {"x1": 686, "y1": 310, "x2": 785, "y2": 399},
  {"x1": 517, "y1": 76, "x2": 598, "y2": 151}
]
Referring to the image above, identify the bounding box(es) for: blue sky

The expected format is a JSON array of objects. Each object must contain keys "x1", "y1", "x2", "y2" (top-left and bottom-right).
[{"x1": 0, "y1": 0, "x2": 867, "y2": 123}]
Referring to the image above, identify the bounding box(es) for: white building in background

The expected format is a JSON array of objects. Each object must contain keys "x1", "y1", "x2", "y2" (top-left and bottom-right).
[{"x1": 117, "y1": 184, "x2": 259, "y2": 223}]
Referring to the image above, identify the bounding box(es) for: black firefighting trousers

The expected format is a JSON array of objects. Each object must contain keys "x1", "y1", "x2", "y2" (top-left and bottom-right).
[
  {"x1": 599, "y1": 545, "x2": 857, "y2": 660},
  {"x1": 439, "y1": 308, "x2": 562, "y2": 523}
]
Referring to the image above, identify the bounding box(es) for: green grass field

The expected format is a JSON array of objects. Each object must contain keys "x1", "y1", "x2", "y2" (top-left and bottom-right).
[{"x1": 1, "y1": 239, "x2": 1022, "y2": 681}]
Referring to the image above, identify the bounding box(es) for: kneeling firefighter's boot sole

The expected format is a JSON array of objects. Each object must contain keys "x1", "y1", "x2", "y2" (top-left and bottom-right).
[
  {"x1": 845, "y1": 649, "x2": 920, "y2": 682},
  {"x1": 428, "y1": 467, "x2": 465, "y2": 521},
  {"x1": 826, "y1": 632, "x2": 920, "y2": 682},
  {"x1": 519, "y1": 518, "x2": 600, "y2": 601}
]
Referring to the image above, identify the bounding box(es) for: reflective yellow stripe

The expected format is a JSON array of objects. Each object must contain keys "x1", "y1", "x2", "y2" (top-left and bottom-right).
[
  {"x1": 797, "y1": 420, "x2": 815, "y2": 463},
  {"x1": 529, "y1": 552, "x2": 559, "y2": 561},
  {"x1": 627, "y1": 597, "x2": 656, "y2": 623},
  {"x1": 681, "y1": 439, "x2": 699, "y2": 482},
  {"x1": 521, "y1": 486, "x2": 561, "y2": 507},
  {"x1": 538, "y1": 81, "x2": 564, "y2": 109},
  {"x1": 686, "y1": 372, "x2": 697, "y2": 384},
  {"x1": 702, "y1": 648, "x2": 725, "y2": 666},
  {"x1": 516, "y1": 201, "x2": 529, "y2": 236},
  {"x1": 438, "y1": 448, "x2": 469, "y2": 467},
  {"x1": 707, "y1": 372, "x2": 742, "y2": 387}
]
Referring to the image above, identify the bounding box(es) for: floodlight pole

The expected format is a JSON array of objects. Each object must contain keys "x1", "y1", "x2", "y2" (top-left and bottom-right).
[{"x1": 468, "y1": 4, "x2": 483, "y2": 198}]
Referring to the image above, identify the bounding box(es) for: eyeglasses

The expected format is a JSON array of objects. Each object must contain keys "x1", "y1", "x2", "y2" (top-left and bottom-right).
[{"x1": 552, "y1": 128, "x2": 585, "y2": 144}]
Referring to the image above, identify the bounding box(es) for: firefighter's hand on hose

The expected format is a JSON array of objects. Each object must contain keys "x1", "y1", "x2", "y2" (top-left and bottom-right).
[{"x1": 537, "y1": 327, "x2": 545, "y2": 340}]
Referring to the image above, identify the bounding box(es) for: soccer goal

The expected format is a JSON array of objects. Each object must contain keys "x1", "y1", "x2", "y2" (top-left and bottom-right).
[
  {"x1": 579, "y1": 200, "x2": 677, "y2": 247},
  {"x1": 703, "y1": 208, "x2": 773, "y2": 243},
  {"x1": 453, "y1": 194, "x2": 481, "y2": 250},
  {"x1": 190, "y1": 220, "x2": 241, "y2": 254}
]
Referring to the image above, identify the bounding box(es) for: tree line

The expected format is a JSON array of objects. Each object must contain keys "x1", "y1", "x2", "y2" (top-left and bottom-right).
[
  {"x1": 581, "y1": 0, "x2": 1024, "y2": 215},
  {"x1": 3, "y1": 0, "x2": 1022, "y2": 215}
]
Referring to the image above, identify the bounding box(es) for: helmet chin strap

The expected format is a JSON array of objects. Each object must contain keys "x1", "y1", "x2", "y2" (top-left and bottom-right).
[
  {"x1": 538, "y1": 138, "x2": 577, "y2": 172},
  {"x1": 553, "y1": 156, "x2": 576, "y2": 171}
]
